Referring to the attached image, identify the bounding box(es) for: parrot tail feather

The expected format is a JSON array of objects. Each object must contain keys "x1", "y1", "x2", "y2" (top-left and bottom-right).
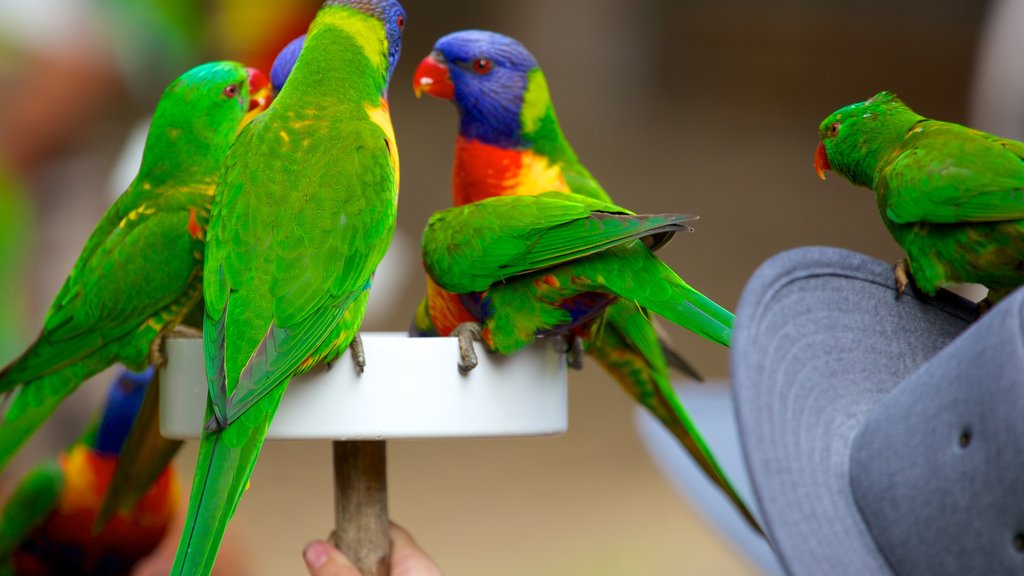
[
  {"x1": 598, "y1": 249, "x2": 734, "y2": 348},
  {"x1": 590, "y1": 304, "x2": 763, "y2": 536},
  {"x1": 171, "y1": 387, "x2": 284, "y2": 576}
]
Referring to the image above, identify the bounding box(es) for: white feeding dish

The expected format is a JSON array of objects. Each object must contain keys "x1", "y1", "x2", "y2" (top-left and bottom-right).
[{"x1": 160, "y1": 332, "x2": 568, "y2": 440}]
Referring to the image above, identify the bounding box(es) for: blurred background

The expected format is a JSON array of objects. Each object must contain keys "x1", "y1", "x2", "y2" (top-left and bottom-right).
[{"x1": 0, "y1": 0, "x2": 1017, "y2": 573}]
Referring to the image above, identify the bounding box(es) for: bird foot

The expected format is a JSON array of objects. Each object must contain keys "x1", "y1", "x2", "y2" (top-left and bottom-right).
[
  {"x1": 977, "y1": 297, "x2": 995, "y2": 316},
  {"x1": 894, "y1": 257, "x2": 911, "y2": 298},
  {"x1": 451, "y1": 322, "x2": 483, "y2": 374},
  {"x1": 563, "y1": 334, "x2": 585, "y2": 370},
  {"x1": 148, "y1": 336, "x2": 168, "y2": 369},
  {"x1": 349, "y1": 333, "x2": 366, "y2": 375}
]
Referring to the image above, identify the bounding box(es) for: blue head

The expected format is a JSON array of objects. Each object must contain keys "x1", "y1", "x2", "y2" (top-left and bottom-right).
[
  {"x1": 414, "y1": 30, "x2": 541, "y2": 148},
  {"x1": 271, "y1": 34, "x2": 306, "y2": 95},
  {"x1": 95, "y1": 367, "x2": 153, "y2": 456},
  {"x1": 326, "y1": 0, "x2": 406, "y2": 84}
]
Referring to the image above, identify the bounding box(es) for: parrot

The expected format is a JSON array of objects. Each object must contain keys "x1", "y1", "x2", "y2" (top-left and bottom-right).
[
  {"x1": 0, "y1": 61, "x2": 272, "y2": 473},
  {"x1": 410, "y1": 30, "x2": 762, "y2": 534},
  {"x1": 0, "y1": 367, "x2": 179, "y2": 576},
  {"x1": 169, "y1": 0, "x2": 405, "y2": 573},
  {"x1": 815, "y1": 91, "x2": 1024, "y2": 304}
]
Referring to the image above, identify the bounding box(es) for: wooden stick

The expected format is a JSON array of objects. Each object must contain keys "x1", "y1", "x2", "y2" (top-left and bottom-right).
[{"x1": 333, "y1": 440, "x2": 390, "y2": 576}]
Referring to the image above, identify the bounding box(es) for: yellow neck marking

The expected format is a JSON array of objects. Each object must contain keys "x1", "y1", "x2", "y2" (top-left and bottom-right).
[{"x1": 365, "y1": 100, "x2": 400, "y2": 196}]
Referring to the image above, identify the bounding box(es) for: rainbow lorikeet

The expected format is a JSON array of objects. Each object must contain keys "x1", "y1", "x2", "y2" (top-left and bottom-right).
[
  {"x1": 411, "y1": 30, "x2": 761, "y2": 534},
  {"x1": 0, "y1": 62, "x2": 272, "y2": 473},
  {"x1": 0, "y1": 368, "x2": 179, "y2": 576},
  {"x1": 815, "y1": 91, "x2": 1024, "y2": 303},
  {"x1": 170, "y1": 1, "x2": 405, "y2": 573}
]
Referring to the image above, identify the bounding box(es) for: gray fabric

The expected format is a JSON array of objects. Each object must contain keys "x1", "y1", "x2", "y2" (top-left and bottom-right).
[
  {"x1": 731, "y1": 247, "x2": 977, "y2": 576},
  {"x1": 851, "y1": 287, "x2": 1024, "y2": 576}
]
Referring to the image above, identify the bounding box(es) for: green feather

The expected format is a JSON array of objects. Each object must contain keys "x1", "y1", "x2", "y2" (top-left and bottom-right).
[
  {"x1": 171, "y1": 5, "x2": 400, "y2": 574},
  {"x1": 819, "y1": 91, "x2": 1024, "y2": 300},
  {"x1": 0, "y1": 460, "x2": 63, "y2": 560},
  {"x1": 586, "y1": 302, "x2": 758, "y2": 532},
  {"x1": 0, "y1": 61, "x2": 255, "y2": 472}
]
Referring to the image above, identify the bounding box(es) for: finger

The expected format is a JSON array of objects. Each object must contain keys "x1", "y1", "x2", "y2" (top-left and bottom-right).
[
  {"x1": 389, "y1": 522, "x2": 443, "y2": 576},
  {"x1": 303, "y1": 540, "x2": 362, "y2": 576}
]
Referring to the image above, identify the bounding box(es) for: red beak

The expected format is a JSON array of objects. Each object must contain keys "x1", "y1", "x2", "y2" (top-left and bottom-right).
[
  {"x1": 413, "y1": 53, "x2": 454, "y2": 100},
  {"x1": 814, "y1": 142, "x2": 831, "y2": 180},
  {"x1": 246, "y1": 67, "x2": 272, "y2": 112}
]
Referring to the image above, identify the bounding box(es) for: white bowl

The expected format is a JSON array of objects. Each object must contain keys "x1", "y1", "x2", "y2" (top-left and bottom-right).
[{"x1": 159, "y1": 333, "x2": 568, "y2": 440}]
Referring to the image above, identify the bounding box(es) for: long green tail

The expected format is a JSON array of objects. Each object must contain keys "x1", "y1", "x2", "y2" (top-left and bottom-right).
[
  {"x1": 0, "y1": 360, "x2": 106, "y2": 472},
  {"x1": 588, "y1": 302, "x2": 763, "y2": 535},
  {"x1": 171, "y1": 386, "x2": 285, "y2": 576},
  {"x1": 589, "y1": 245, "x2": 733, "y2": 347}
]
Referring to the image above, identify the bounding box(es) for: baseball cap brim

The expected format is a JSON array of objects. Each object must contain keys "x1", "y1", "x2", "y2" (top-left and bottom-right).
[{"x1": 730, "y1": 247, "x2": 978, "y2": 575}]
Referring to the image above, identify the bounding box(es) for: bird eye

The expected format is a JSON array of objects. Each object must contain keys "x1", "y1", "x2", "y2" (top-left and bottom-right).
[
  {"x1": 396, "y1": 15, "x2": 405, "y2": 29},
  {"x1": 223, "y1": 84, "x2": 239, "y2": 99},
  {"x1": 827, "y1": 121, "x2": 841, "y2": 138},
  {"x1": 472, "y1": 59, "x2": 493, "y2": 74}
]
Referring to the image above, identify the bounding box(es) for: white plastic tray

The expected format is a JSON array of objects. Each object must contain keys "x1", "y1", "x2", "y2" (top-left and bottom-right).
[{"x1": 160, "y1": 333, "x2": 568, "y2": 440}]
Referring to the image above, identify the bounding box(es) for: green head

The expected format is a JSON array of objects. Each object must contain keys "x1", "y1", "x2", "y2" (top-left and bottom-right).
[
  {"x1": 137, "y1": 61, "x2": 271, "y2": 186},
  {"x1": 814, "y1": 91, "x2": 924, "y2": 188}
]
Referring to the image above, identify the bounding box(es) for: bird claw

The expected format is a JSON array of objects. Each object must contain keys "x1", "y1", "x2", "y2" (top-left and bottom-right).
[
  {"x1": 894, "y1": 257, "x2": 911, "y2": 298},
  {"x1": 350, "y1": 333, "x2": 366, "y2": 375},
  {"x1": 148, "y1": 324, "x2": 203, "y2": 369},
  {"x1": 978, "y1": 298, "x2": 995, "y2": 316},
  {"x1": 451, "y1": 322, "x2": 483, "y2": 374},
  {"x1": 564, "y1": 335, "x2": 585, "y2": 370},
  {"x1": 148, "y1": 337, "x2": 168, "y2": 369}
]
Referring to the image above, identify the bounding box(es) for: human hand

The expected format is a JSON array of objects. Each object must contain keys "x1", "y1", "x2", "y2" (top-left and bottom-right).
[{"x1": 303, "y1": 522, "x2": 441, "y2": 576}]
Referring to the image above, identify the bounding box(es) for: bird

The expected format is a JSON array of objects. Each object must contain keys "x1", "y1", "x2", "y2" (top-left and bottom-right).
[
  {"x1": 816, "y1": 91, "x2": 1024, "y2": 304},
  {"x1": 169, "y1": 1, "x2": 406, "y2": 573},
  {"x1": 0, "y1": 61, "x2": 271, "y2": 473},
  {"x1": 411, "y1": 30, "x2": 761, "y2": 534}
]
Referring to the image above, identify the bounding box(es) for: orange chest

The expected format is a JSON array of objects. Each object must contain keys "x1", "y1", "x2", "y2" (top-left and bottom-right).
[
  {"x1": 452, "y1": 137, "x2": 570, "y2": 206},
  {"x1": 424, "y1": 276, "x2": 478, "y2": 336},
  {"x1": 28, "y1": 446, "x2": 181, "y2": 570}
]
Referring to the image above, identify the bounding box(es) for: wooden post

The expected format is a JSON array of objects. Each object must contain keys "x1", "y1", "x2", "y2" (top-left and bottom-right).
[{"x1": 333, "y1": 440, "x2": 390, "y2": 576}]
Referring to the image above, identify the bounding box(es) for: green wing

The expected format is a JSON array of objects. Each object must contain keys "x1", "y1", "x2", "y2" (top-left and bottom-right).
[
  {"x1": 203, "y1": 110, "x2": 394, "y2": 428},
  {"x1": 421, "y1": 192, "x2": 695, "y2": 294},
  {"x1": 0, "y1": 201, "x2": 202, "y2": 388},
  {"x1": 0, "y1": 459, "x2": 63, "y2": 558},
  {"x1": 880, "y1": 123, "x2": 1024, "y2": 224}
]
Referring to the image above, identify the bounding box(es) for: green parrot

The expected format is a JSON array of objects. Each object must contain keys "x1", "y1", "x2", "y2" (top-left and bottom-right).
[
  {"x1": 411, "y1": 30, "x2": 762, "y2": 533},
  {"x1": 816, "y1": 91, "x2": 1024, "y2": 303},
  {"x1": 0, "y1": 61, "x2": 271, "y2": 473},
  {"x1": 169, "y1": 1, "x2": 405, "y2": 573}
]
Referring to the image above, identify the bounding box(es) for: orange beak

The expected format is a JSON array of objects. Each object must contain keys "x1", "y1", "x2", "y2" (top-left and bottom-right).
[
  {"x1": 241, "y1": 67, "x2": 272, "y2": 126},
  {"x1": 814, "y1": 142, "x2": 831, "y2": 180},
  {"x1": 413, "y1": 53, "x2": 454, "y2": 100}
]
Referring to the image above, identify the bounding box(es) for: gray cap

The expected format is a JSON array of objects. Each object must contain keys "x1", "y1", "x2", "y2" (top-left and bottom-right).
[{"x1": 731, "y1": 246, "x2": 1024, "y2": 575}]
